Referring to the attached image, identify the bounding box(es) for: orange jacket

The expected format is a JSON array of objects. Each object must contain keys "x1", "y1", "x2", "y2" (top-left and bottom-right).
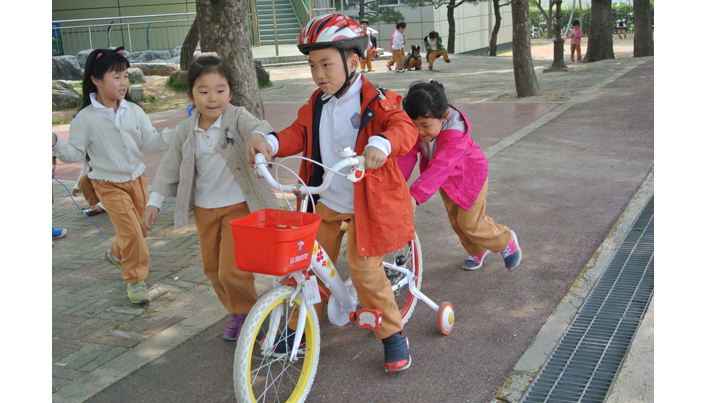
[{"x1": 276, "y1": 75, "x2": 417, "y2": 256}]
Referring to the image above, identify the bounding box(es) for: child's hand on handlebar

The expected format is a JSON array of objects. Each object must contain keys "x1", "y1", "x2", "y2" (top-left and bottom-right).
[
  {"x1": 361, "y1": 147, "x2": 386, "y2": 170},
  {"x1": 248, "y1": 134, "x2": 273, "y2": 167}
]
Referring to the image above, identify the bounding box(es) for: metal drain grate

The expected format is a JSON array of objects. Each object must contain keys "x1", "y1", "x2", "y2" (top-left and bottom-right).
[{"x1": 521, "y1": 196, "x2": 654, "y2": 403}]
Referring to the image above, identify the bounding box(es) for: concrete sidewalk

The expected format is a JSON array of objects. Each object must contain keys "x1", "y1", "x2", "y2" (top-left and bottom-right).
[{"x1": 52, "y1": 52, "x2": 654, "y2": 402}]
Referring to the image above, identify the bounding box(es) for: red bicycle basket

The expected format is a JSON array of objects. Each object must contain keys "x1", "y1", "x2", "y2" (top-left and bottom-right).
[{"x1": 230, "y1": 209, "x2": 322, "y2": 276}]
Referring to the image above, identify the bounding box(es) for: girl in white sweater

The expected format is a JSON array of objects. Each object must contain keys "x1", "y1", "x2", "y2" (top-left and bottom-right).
[
  {"x1": 52, "y1": 47, "x2": 178, "y2": 304},
  {"x1": 142, "y1": 55, "x2": 279, "y2": 342}
]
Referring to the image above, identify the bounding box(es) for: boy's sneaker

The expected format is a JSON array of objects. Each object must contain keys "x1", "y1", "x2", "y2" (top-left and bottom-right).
[
  {"x1": 395, "y1": 69, "x2": 405, "y2": 73},
  {"x1": 52, "y1": 227, "x2": 67, "y2": 239},
  {"x1": 273, "y1": 328, "x2": 306, "y2": 354},
  {"x1": 501, "y1": 230, "x2": 522, "y2": 270},
  {"x1": 445, "y1": 59, "x2": 451, "y2": 63},
  {"x1": 104, "y1": 251, "x2": 122, "y2": 268},
  {"x1": 382, "y1": 329, "x2": 411, "y2": 373},
  {"x1": 386, "y1": 62, "x2": 392, "y2": 71},
  {"x1": 428, "y1": 66, "x2": 433, "y2": 70},
  {"x1": 368, "y1": 68, "x2": 375, "y2": 72},
  {"x1": 223, "y1": 313, "x2": 247, "y2": 341},
  {"x1": 127, "y1": 280, "x2": 150, "y2": 304},
  {"x1": 461, "y1": 250, "x2": 490, "y2": 271}
]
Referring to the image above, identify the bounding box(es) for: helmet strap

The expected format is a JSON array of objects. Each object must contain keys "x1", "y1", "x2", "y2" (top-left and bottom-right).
[{"x1": 332, "y1": 49, "x2": 356, "y2": 99}]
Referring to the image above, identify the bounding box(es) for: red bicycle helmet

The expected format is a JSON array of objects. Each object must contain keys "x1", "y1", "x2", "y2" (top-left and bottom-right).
[{"x1": 298, "y1": 14, "x2": 368, "y2": 58}]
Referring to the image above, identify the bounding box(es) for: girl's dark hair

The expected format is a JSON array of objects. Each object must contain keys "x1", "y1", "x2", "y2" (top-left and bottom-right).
[
  {"x1": 360, "y1": 18, "x2": 369, "y2": 25},
  {"x1": 80, "y1": 46, "x2": 135, "y2": 111},
  {"x1": 187, "y1": 55, "x2": 235, "y2": 96},
  {"x1": 428, "y1": 31, "x2": 439, "y2": 39},
  {"x1": 402, "y1": 80, "x2": 448, "y2": 120}
]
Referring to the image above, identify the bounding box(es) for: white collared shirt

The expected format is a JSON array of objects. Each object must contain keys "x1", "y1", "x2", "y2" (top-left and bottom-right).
[
  {"x1": 147, "y1": 114, "x2": 245, "y2": 210},
  {"x1": 89, "y1": 93, "x2": 127, "y2": 128}
]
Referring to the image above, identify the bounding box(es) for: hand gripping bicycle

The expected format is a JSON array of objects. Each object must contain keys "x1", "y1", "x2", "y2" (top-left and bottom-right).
[{"x1": 230, "y1": 148, "x2": 455, "y2": 403}]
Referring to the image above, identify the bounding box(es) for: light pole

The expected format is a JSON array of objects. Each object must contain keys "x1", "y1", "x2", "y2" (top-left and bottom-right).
[{"x1": 544, "y1": 0, "x2": 568, "y2": 72}]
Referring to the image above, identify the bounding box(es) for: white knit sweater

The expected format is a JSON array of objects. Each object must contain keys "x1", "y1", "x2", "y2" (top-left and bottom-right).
[{"x1": 53, "y1": 102, "x2": 178, "y2": 183}]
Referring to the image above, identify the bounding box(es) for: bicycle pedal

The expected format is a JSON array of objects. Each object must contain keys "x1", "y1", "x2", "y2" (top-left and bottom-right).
[{"x1": 349, "y1": 308, "x2": 383, "y2": 330}]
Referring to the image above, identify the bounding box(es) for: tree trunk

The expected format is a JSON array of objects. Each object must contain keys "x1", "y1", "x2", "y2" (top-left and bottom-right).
[
  {"x1": 180, "y1": 19, "x2": 199, "y2": 71},
  {"x1": 359, "y1": 1, "x2": 365, "y2": 21},
  {"x1": 447, "y1": 1, "x2": 456, "y2": 53},
  {"x1": 196, "y1": 0, "x2": 265, "y2": 119},
  {"x1": 633, "y1": 0, "x2": 653, "y2": 57},
  {"x1": 489, "y1": 0, "x2": 502, "y2": 56},
  {"x1": 511, "y1": 0, "x2": 540, "y2": 97},
  {"x1": 582, "y1": 0, "x2": 614, "y2": 62}
]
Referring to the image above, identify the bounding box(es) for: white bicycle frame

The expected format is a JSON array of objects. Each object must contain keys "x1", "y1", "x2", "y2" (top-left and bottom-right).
[{"x1": 253, "y1": 150, "x2": 434, "y2": 363}]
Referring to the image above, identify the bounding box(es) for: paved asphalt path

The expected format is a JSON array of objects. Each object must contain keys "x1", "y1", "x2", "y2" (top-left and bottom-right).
[{"x1": 82, "y1": 60, "x2": 653, "y2": 403}]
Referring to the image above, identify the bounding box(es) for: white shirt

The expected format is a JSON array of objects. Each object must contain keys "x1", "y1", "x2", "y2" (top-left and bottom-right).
[
  {"x1": 392, "y1": 30, "x2": 405, "y2": 50},
  {"x1": 89, "y1": 92, "x2": 127, "y2": 128},
  {"x1": 147, "y1": 114, "x2": 245, "y2": 210},
  {"x1": 428, "y1": 38, "x2": 438, "y2": 51}
]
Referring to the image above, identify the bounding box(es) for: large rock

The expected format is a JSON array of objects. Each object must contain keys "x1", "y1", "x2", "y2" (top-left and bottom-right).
[
  {"x1": 128, "y1": 67, "x2": 146, "y2": 83},
  {"x1": 52, "y1": 56, "x2": 83, "y2": 80},
  {"x1": 254, "y1": 61, "x2": 269, "y2": 85},
  {"x1": 129, "y1": 50, "x2": 172, "y2": 63},
  {"x1": 130, "y1": 62, "x2": 179, "y2": 76},
  {"x1": 76, "y1": 49, "x2": 94, "y2": 68},
  {"x1": 52, "y1": 81, "x2": 80, "y2": 111},
  {"x1": 171, "y1": 46, "x2": 182, "y2": 58},
  {"x1": 169, "y1": 71, "x2": 189, "y2": 90},
  {"x1": 147, "y1": 56, "x2": 180, "y2": 65}
]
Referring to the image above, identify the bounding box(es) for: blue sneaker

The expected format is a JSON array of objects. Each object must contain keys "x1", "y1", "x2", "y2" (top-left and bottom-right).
[
  {"x1": 52, "y1": 227, "x2": 67, "y2": 239},
  {"x1": 501, "y1": 230, "x2": 522, "y2": 270},
  {"x1": 382, "y1": 329, "x2": 411, "y2": 372},
  {"x1": 273, "y1": 328, "x2": 306, "y2": 354},
  {"x1": 461, "y1": 250, "x2": 490, "y2": 271}
]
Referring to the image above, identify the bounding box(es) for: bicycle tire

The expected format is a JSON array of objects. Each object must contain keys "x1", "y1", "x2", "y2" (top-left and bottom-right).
[
  {"x1": 384, "y1": 231, "x2": 423, "y2": 325},
  {"x1": 233, "y1": 286, "x2": 320, "y2": 403}
]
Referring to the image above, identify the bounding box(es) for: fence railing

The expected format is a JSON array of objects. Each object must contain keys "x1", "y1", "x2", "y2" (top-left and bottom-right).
[{"x1": 52, "y1": 11, "x2": 260, "y2": 56}]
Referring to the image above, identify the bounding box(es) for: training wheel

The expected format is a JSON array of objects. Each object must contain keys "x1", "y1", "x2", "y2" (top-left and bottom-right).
[{"x1": 437, "y1": 302, "x2": 454, "y2": 335}]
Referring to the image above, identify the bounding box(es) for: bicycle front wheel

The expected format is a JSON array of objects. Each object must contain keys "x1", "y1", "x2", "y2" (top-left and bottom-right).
[
  {"x1": 233, "y1": 286, "x2": 320, "y2": 403},
  {"x1": 383, "y1": 231, "x2": 423, "y2": 325}
]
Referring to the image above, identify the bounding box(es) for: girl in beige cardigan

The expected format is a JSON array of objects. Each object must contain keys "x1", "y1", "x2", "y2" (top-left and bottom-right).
[{"x1": 142, "y1": 55, "x2": 279, "y2": 341}]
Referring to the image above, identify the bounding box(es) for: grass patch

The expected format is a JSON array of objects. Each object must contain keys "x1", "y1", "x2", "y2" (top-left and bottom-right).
[
  {"x1": 259, "y1": 71, "x2": 273, "y2": 89},
  {"x1": 166, "y1": 76, "x2": 189, "y2": 92},
  {"x1": 52, "y1": 119, "x2": 72, "y2": 126}
]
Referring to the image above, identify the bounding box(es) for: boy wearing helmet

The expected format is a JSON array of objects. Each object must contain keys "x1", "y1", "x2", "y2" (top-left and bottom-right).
[
  {"x1": 248, "y1": 14, "x2": 418, "y2": 373},
  {"x1": 404, "y1": 44, "x2": 423, "y2": 71}
]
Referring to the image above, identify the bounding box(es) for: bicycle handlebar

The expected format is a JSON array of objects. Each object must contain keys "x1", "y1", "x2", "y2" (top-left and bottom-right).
[{"x1": 253, "y1": 151, "x2": 366, "y2": 195}]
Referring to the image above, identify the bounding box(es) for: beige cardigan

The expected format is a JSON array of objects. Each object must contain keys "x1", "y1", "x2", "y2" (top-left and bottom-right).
[{"x1": 150, "y1": 104, "x2": 280, "y2": 229}]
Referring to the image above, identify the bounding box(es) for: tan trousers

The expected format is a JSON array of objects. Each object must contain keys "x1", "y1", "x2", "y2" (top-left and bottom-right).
[
  {"x1": 78, "y1": 174, "x2": 101, "y2": 206},
  {"x1": 389, "y1": 49, "x2": 405, "y2": 70},
  {"x1": 570, "y1": 44, "x2": 582, "y2": 62},
  {"x1": 406, "y1": 57, "x2": 422, "y2": 70},
  {"x1": 427, "y1": 50, "x2": 449, "y2": 68},
  {"x1": 291, "y1": 203, "x2": 404, "y2": 339},
  {"x1": 93, "y1": 174, "x2": 149, "y2": 284},
  {"x1": 361, "y1": 49, "x2": 373, "y2": 71},
  {"x1": 193, "y1": 202, "x2": 259, "y2": 315},
  {"x1": 439, "y1": 180, "x2": 512, "y2": 256}
]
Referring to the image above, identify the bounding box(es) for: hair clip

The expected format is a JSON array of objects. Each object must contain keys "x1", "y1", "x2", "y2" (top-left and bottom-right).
[
  {"x1": 429, "y1": 79, "x2": 433, "y2": 83},
  {"x1": 96, "y1": 52, "x2": 103, "y2": 59},
  {"x1": 116, "y1": 49, "x2": 124, "y2": 55},
  {"x1": 196, "y1": 52, "x2": 220, "y2": 59}
]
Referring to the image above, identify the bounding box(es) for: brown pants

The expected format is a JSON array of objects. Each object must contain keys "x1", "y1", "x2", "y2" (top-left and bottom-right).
[
  {"x1": 193, "y1": 202, "x2": 259, "y2": 315},
  {"x1": 361, "y1": 49, "x2": 373, "y2": 71},
  {"x1": 439, "y1": 180, "x2": 512, "y2": 256},
  {"x1": 427, "y1": 50, "x2": 449, "y2": 68},
  {"x1": 292, "y1": 203, "x2": 404, "y2": 339},
  {"x1": 406, "y1": 57, "x2": 422, "y2": 70},
  {"x1": 571, "y1": 44, "x2": 582, "y2": 62},
  {"x1": 78, "y1": 174, "x2": 101, "y2": 206},
  {"x1": 389, "y1": 49, "x2": 405, "y2": 70},
  {"x1": 93, "y1": 174, "x2": 149, "y2": 284}
]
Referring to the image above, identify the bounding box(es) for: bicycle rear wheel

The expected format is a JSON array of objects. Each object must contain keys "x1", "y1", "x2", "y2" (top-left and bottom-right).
[
  {"x1": 233, "y1": 286, "x2": 320, "y2": 403},
  {"x1": 383, "y1": 231, "x2": 423, "y2": 325}
]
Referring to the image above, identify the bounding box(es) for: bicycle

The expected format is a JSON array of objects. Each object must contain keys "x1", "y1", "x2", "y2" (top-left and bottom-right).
[{"x1": 231, "y1": 148, "x2": 455, "y2": 403}]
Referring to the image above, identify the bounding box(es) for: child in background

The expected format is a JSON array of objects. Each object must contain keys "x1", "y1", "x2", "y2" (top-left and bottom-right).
[
  {"x1": 359, "y1": 19, "x2": 378, "y2": 73},
  {"x1": 142, "y1": 54, "x2": 279, "y2": 342},
  {"x1": 423, "y1": 31, "x2": 450, "y2": 70},
  {"x1": 52, "y1": 46, "x2": 178, "y2": 304},
  {"x1": 404, "y1": 44, "x2": 423, "y2": 71},
  {"x1": 248, "y1": 14, "x2": 418, "y2": 372},
  {"x1": 386, "y1": 21, "x2": 407, "y2": 73},
  {"x1": 569, "y1": 20, "x2": 583, "y2": 62},
  {"x1": 617, "y1": 20, "x2": 627, "y2": 39},
  {"x1": 398, "y1": 80, "x2": 522, "y2": 271}
]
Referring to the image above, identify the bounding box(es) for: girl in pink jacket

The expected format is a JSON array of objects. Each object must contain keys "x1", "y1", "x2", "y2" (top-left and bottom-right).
[
  {"x1": 569, "y1": 20, "x2": 583, "y2": 62},
  {"x1": 399, "y1": 80, "x2": 521, "y2": 271}
]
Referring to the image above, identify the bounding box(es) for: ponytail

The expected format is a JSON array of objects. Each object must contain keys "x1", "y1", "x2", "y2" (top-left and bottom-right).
[{"x1": 402, "y1": 80, "x2": 449, "y2": 120}]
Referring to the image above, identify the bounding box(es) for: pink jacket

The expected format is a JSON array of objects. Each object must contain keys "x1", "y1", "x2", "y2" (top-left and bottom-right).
[
  {"x1": 398, "y1": 106, "x2": 489, "y2": 211},
  {"x1": 569, "y1": 28, "x2": 582, "y2": 45}
]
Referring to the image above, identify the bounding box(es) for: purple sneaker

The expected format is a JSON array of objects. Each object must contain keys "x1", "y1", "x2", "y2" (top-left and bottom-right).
[
  {"x1": 501, "y1": 230, "x2": 522, "y2": 270},
  {"x1": 223, "y1": 314, "x2": 247, "y2": 341},
  {"x1": 461, "y1": 250, "x2": 490, "y2": 271}
]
